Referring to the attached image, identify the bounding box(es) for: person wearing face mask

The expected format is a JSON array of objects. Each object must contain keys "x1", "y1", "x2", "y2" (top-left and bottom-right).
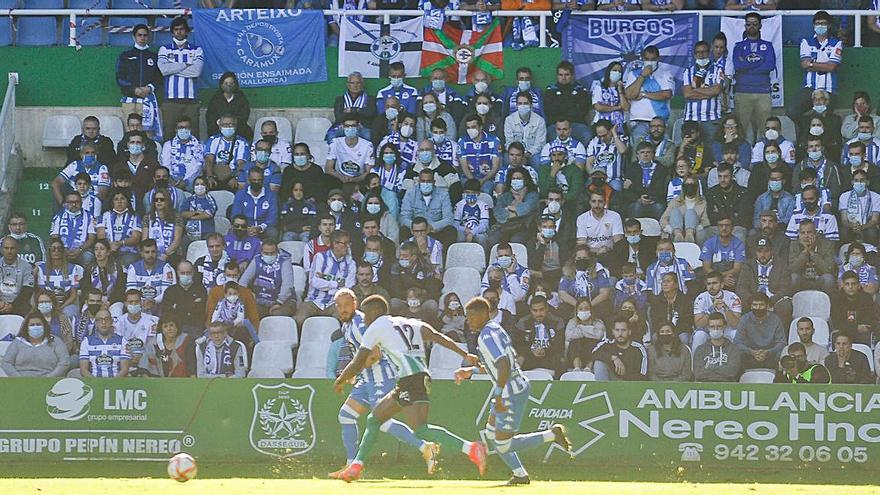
[
  {"x1": 54, "y1": 142, "x2": 112, "y2": 206},
  {"x1": 736, "y1": 236, "x2": 793, "y2": 325},
  {"x1": 748, "y1": 142, "x2": 793, "y2": 202},
  {"x1": 157, "y1": 115, "x2": 202, "y2": 191},
  {"x1": 841, "y1": 115, "x2": 880, "y2": 167},
  {"x1": 50, "y1": 192, "x2": 97, "y2": 267},
  {"x1": 180, "y1": 177, "x2": 217, "y2": 242},
  {"x1": 369, "y1": 144, "x2": 407, "y2": 220},
  {"x1": 416, "y1": 91, "x2": 458, "y2": 144},
  {"x1": 734, "y1": 293, "x2": 786, "y2": 369},
  {"x1": 125, "y1": 239, "x2": 177, "y2": 313},
  {"x1": 501, "y1": 67, "x2": 544, "y2": 118},
  {"x1": 399, "y1": 169, "x2": 457, "y2": 248},
  {"x1": 527, "y1": 216, "x2": 565, "y2": 287},
  {"x1": 838, "y1": 242, "x2": 879, "y2": 296},
  {"x1": 796, "y1": 92, "x2": 842, "y2": 152},
  {"x1": 732, "y1": 13, "x2": 776, "y2": 143},
  {"x1": 235, "y1": 139, "x2": 282, "y2": 195},
  {"x1": 842, "y1": 92, "x2": 880, "y2": 142},
  {"x1": 490, "y1": 168, "x2": 539, "y2": 246},
  {"x1": 623, "y1": 45, "x2": 674, "y2": 145},
  {"x1": 328, "y1": 113, "x2": 376, "y2": 185},
  {"x1": 558, "y1": 246, "x2": 612, "y2": 318},
  {"x1": 481, "y1": 242, "x2": 530, "y2": 313},
  {"x1": 463, "y1": 69, "x2": 502, "y2": 115},
  {"x1": 503, "y1": 93, "x2": 547, "y2": 167},
  {"x1": 403, "y1": 139, "x2": 462, "y2": 201},
  {"x1": 752, "y1": 169, "x2": 795, "y2": 230},
  {"x1": 36, "y1": 237, "x2": 85, "y2": 323},
  {"x1": 239, "y1": 238, "x2": 296, "y2": 319},
  {"x1": 645, "y1": 240, "x2": 697, "y2": 296},
  {"x1": 204, "y1": 114, "x2": 249, "y2": 191},
  {"x1": 116, "y1": 24, "x2": 161, "y2": 122},
  {"x1": 692, "y1": 312, "x2": 742, "y2": 383},
  {"x1": 784, "y1": 185, "x2": 840, "y2": 242},
  {"x1": 420, "y1": 68, "x2": 464, "y2": 120},
  {"x1": 646, "y1": 322, "x2": 693, "y2": 382},
  {"x1": 246, "y1": 120, "x2": 292, "y2": 169},
  {"x1": 157, "y1": 17, "x2": 204, "y2": 140},
  {"x1": 590, "y1": 61, "x2": 629, "y2": 136},
  {"x1": 205, "y1": 72, "x2": 253, "y2": 141},
  {"x1": 79, "y1": 308, "x2": 131, "y2": 378},
  {"x1": 750, "y1": 116, "x2": 796, "y2": 168},
  {"x1": 195, "y1": 321, "x2": 248, "y2": 379},
  {"x1": 209, "y1": 281, "x2": 259, "y2": 347},
  {"x1": 332, "y1": 72, "x2": 377, "y2": 141},
  {"x1": 117, "y1": 113, "x2": 160, "y2": 159},
  {"x1": 683, "y1": 41, "x2": 725, "y2": 141},
  {"x1": 115, "y1": 289, "x2": 159, "y2": 376},
  {"x1": 296, "y1": 230, "x2": 357, "y2": 328},
  {"x1": 452, "y1": 179, "x2": 491, "y2": 247},
  {"x1": 787, "y1": 12, "x2": 842, "y2": 128},
  {"x1": 792, "y1": 136, "x2": 842, "y2": 206},
  {"x1": 65, "y1": 116, "x2": 118, "y2": 172},
  {"x1": 1, "y1": 312, "x2": 70, "y2": 377},
  {"x1": 375, "y1": 62, "x2": 418, "y2": 116},
  {"x1": 660, "y1": 176, "x2": 710, "y2": 244},
  {"x1": 458, "y1": 115, "x2": 503, "y2": 194},
  {"x1": 280, "y1": 142, "x2": 335, "y2": 203},
  {"x1": 230, "y1": 167, "x2": 279, "y2": 239},
  {"x1": 609, "y1": 218, "x2": 658, "y2": 277},
  {"x1": 377, "y1": 114, "x2": 418, "y2": 169},
  {"x1": 427, "y1": 118, "x2": 460, "y2": 165},
  {"x1": 161, "y1": 260, "x2": 207, "y2": 335},
  {"x1": 7, "y1": 213, "x2": 46, "y2": 266}
]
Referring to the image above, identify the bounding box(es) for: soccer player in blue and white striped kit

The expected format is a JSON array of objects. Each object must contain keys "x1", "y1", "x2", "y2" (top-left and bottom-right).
[
  {"x1": 333, "y1": 289, "x2": 440, "y2": 473},
  {"x1": 455, "y1": 296, "x2": 572, "y2": 485}
]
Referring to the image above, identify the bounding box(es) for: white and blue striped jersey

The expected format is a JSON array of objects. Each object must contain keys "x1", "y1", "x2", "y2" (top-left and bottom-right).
[
  {"x1": 307, "y1": 250, "x2": 356, "y2": 310},
  {"x1": 784, "y1": 209, "x2": 839, "y2": 241},
  {"x1": 157, "y1": 41, "x2": 203, "y2": 100},
  {"x1": 586, "y1": 135, "x2": 627, "y2": 180},
  {"x1": 79, "y1": 333, "x2": 130, "y2": 378},
  {"x1": 160, "y1": 136, "x2": 205, "y2": 186},
  {"x1": 50, "y1": 210, "x2": 96, "y2": 250},
  {"x1": 683, "y1": 63, "x2": 725, "y2": 122},
  {"x1": 58, "y1": 161, "x2": 111, "y2": 191},
  {"x1": 204, "y1": 134, "x2": 250, "y2": 169},
  {"x1": 799, "y1": 35, "x2": 842, "y2": 93},
  {"x1": 343, "y1": 310, "x2": 397, "y2": 387},
  {"x1": 842, "y1": 136, "x2": 880, "y2": 166},
  {"x1": 476, "y1": 321, "x2": 528, "y2": 398},
  {"x1": 540, "y1": 137, "x2": 587, "y2": 166},
  {"x1": 360, "y1": 315, "x2": 429, "y2": 379},
  {"x1": 125, "y1": 259, "x2": 176, "y2": 303}
]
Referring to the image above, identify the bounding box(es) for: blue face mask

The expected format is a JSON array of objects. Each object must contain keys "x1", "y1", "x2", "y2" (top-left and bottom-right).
[
  {"x1": 541, "y1": 228, "x2": 556, "y2": 238},
  {"x1": 814, "y1": 24, "x2": 828, "y2": 36},
  {"x1": 293, "y1": 155, "x2": 308, "y2": 167},
  {"x1": 419, "y1": 183, "x2": 433, "y2": 195},
  {"x1": 82, "y1": 155, "x2": 96, "y2": 166},
  {"x1": 418, "y1": 150, "x2": 433, "y2": 164},
  {"x1": 128, "y1": 144, "x2": 144, "y2": 155},
  {"x1": 768, "y1": 180, "x2": 783, "y2": 192},
  {"x1": 431, "y1": 79, "x2": 445, "y2": 91},
  {"x1": 517, "y1": 105, "x2": 531, "y2": 118},
  {"x1": 431, "y1": 133, "x2": 446, "y2": 144},
  {"x1": 849, "y1": 155, "x2": 863, "y2": 166},
  {"x1": 261, "y1": 254, "x2": 278, "y2": 265},
  {"x1": 126, "y1": 304, "x2": 141, "y2": 315},
  {"x1": 807, "y1": 150, "x2": 823, "y2": 161},
  {"x1": 343, "y1": 126, "x2": 359, "y2": 139},
  {"x1": 398, "y1": 258, "x2": 411, "y2": 268},
  {"x1": 179, "y1": 274, "x2": 193, "y2": 286},
  {"x1": 812, "y1": 104, "x2": 827, "y2": 114},
  {"x1": 510, "y1": 179, "x2": 525, "y2": 191},
  {"x1": 256, "y1": 151, "x2": 270, "y2": 163},
  {"x1": 496, "y1": 255, "x2": 512, "y2": 268},
  {"x1": 390, "y1": 77, "x2": 403, "y2": 88},
  {"x1": 858, "y1": 132, "x2": 873, "y2": 142},
  {"x1": 364, "y1": 251, "x2": 380, "y2": 264},
  {"x1": 626, "y1": 234, "x2": 641, "y2": 245},
  {"x1": 517, "y1": 80, "x2": 531, "y2": 92},
  {"x1": 423, "y1": 103, "x2": 437, "y2": 114},
  {"x1": 382, "y1": 153, "x2": 396, "y2": 165},
  {"x1": 220, "y1": 127, "x2": 235, "y2": 138},
  {"x1": 658, "y1": 252, "x2": 673, "y2": 264},
  {"x1": 176, "y1": 128, "x2": 192, "y2": 141},
  {"x1": 27, "y1": 325, "x2": 45, "y2": 340},
  {"x1": 854, "y1": 182, "x2": 867, "y2": 194},
  {"x1": 385, "y1": 107, "x2": 399, "y2": 121},
  {"x1": 366, "y1": 203, "x2": 381, "y2": 215}
]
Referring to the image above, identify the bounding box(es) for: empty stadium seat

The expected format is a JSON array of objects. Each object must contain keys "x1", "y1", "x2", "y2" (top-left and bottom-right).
[
  {"x1": 792, "y1": 290, "x2": 831, "y2": 321},
  {"x1": 214, "y1": 216, "x2": 231, "y2": 235},
  {"x1": 248, "y1": 367, "x2": 286, "y2": 378},
  {"x1": 208, "y1": 190, "x2": 235, "y2": 219},
  {"x1": 778, "y1": 115, "x2": 797, "y2": 145},
  {"x1": 0, "y1": 315, "x2": 23, "y2": 337},
  {"x1": 252, "y1": 341, "x2": 294, "y2": 375},
  {"x1": 428, "y1": 343, "x2": 467, "y2": 379},
  {"x1": 292, "y1": 317, "x2": 340, "y2": 378},
  {"x1": 186, "y1": 240, "x2": 207, "y2": 263},
  {"x1": 279, "y1": 240, "x2": 305, "y2": 265},
  {"x1": 852, "y1": 344, "x2": 875, "y2": 375},
  {"x1": 478, "y1": 192, "x2": 494, "y2": 209},
  {"x1": 97, "y1": 114, "x2": 125, "y2": 145},
  {"x1": 43, "y1": 115, "x2": 81, "y2": 148},
  {"x1": 446, "y1": 243, "x2": 486, "y2": 272},
  {"x1": 637, "y1": 217, "x2": 661, "y2": 237},
  {"x1": 442, "y1": 267, "x2": 481, "y2": 302},
  {"x1": 739, "y1": 369, "x2": 776, "y2": 384},
  {"x1": 109, "y1": 0, "x2": 151, "y2": 47},
  {"x1": 295, "y1": 117, "x2": 333, "y2": 142},
  {"x1": 18, "y1": 0, "x2": 61, "y2": 46},
  {"x1": 787, "y1": 317, "x2": 830, "y2": 347},
  {"x1": 673, "y1": 242, "x2": 701, "y2": 270},
  {"x1": 64, "y1": 0, "x2": 108, "y2": 47},
  {"x1": 301, "y1": 316, "x2": 340, "y2": 341},
  {"x1": 306, "y1": 140, "x2": 329, "y2": 166},
  {"x1": 560, "y1": 370, "x2": 596, "y2": 381},
  {"x1": 258, "y1": 316, "x2": 299, "y2": 348},
  {"x1": 488, "y1": 242, "x2": 528, "y2": 267},
  {"x1": 522, "y1": 369, "x2": 554, "y2": 381},
  {"x1": 292, "y1": 265, "x2": 306, "y2": 300},
  {"x1": 256, "y1": 116, "x2": 293, "y2": 143}
]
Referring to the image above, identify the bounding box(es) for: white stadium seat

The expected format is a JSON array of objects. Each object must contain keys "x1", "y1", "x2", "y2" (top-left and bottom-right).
[
  {"x1": 739, "y1": 369, "x2": 776, "y2": 384},
  {"x1": 446, "y1": 242, "x2": 486, "y2": 272},
  {"x1": 292, "y1": 265, "x2": 307, "y2": 300},
  {"x1": 0, "y1": 315, "x2": 23, "y2": 337},
  {"x1": 248, "y1": 367, "x2": 286, "y2": 378},
  {"x1": 279, "y1": 240, "x2": 305, "y2": 265},
  {"x1": 478, "y1": 192, "x2": 495, "y2": 209},
  {"x1": 637, "y1": 217, "x2": 661, "y2": 237},
  {"x1": 778, "y1": 115, "x2": 797, "y2": 147},
  {"x1": 787, "y1": 317, "x2": 830, "y2": 347},
  {"x1": 43, "y1": 115, "x2": 81, "y2": 148},
  {"x1": 300, "y1": 316, "x2": 340, "y2": 343},
  {"x1": 488, "y1": 242, "x2": 528, "y2": 267},
  {"x1": 852, "y1": 344, "x2": 875, "y2": 375},
  {"x1": 295, "y1": 117, "x2": 333, "y2": 142},
  {"x1": 96, "y1": 114, "x2": 124, "y2": 145},
  {"x1": 252, "y1": 341, "x2": 295, "y2": 375},
  {"x1": 522, "y1": 369, "x2": 554, "y2": 381},
  {"x1": 442, "y1": 267, "x2": 482, "y2": 302},
  {"x1": 292, "y1": 317, "x2": 340, "y2": 379},
  {"x1": 255, "y1": 116, "x2": 293, "y2": 143},
  {"x1": 186, "y1": 240, "x2": 208, "y2": 263},
  {"x1": 792, "y1": 290, "x2": 831, "y2": 321},
  {"x1": 258, "y1": 316, "x2": 299, "y2": 348},
  {"x1": 209, "y1": 190, "x2": 235, "y2": 219},
  {"x1": 0, "y1": 341, "x2": 10, "y2": 360},
  {"x1": 560, "y1": 370, "x2": 596, "y2": 382},
  {"x1": 673, "y1": 242, "x2": 701, "y2": 270},
  {"x1": 214, "y1": 216, "x2": 231, "y2": 236},
  {"x1": 428, "y1": 343, "x2": 468, "y2": 380},
  {"x1": 306, "y1": 141, "x2": 329, "y2": 166}
]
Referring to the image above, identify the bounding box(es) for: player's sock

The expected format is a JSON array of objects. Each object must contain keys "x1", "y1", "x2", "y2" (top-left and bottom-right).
[
  {"x1": 353, "y1": 413, "x2": 383, "y2": 463},
  {"x1": 506, "y1": 430, "x2": 555, "y2": 452},
  {"x1": 486, "y1": 426, "x2": 528, "y2": 475},
  {"x1": 338, "y1": 404, "x2": 360, "y2": 462},
  {"x1": 379, "y1": 419, "x2": 424, "y2": 450},
  {"x1": 415, "y1": 424, "x2": 468, "y2": 455}
]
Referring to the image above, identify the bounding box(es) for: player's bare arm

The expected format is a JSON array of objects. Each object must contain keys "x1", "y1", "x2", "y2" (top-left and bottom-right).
[
  {"x1": 420, "y1": 323, "x2": 480, "y2": 366},
  {"x1": 334, "y1": 347, "x2": 373, "y2": 393}
]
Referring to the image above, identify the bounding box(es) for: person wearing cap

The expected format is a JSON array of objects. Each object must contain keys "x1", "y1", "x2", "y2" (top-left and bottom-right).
[
  {"x1": 736, "y1": 235, "x2": 793, "y2": 324},
  {"x1": 540, "y1": 119, "x2": 587, "y2": 169},
  {"x1": 623, "y1": 140, "x2": 668, "y2": 220},
  {"x1": 747, "y1": 209, "x2": 791, "y2": 265},
  {"x1": 539, "y1": 143, "x2": 582, "y2": 203}
]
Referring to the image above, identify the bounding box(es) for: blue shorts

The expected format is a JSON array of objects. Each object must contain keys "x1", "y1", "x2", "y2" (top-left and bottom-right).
[
  {"x1": 491, "y1": 383, "x2": 530, "y2": 434},
  {"x1": 349, "y1": 378, "x2": 396, "y2": 409}
]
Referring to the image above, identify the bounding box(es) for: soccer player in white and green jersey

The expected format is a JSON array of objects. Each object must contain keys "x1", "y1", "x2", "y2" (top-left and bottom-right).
[
  {"x1": 456, "y1": 296, "x2": 572, "y2": 485},
  {"x1": 331, "y1": 294, "x2": 488, "y2": 482}
]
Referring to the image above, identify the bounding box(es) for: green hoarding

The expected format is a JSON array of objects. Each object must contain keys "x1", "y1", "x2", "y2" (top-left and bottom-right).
[{"x1": 2, "y1": 378, "x2": 880, "y2": 481}]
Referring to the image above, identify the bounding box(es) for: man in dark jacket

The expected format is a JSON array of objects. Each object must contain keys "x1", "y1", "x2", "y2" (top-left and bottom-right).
[
  {"x1": 706, "y1": 162, "x2": 751, "y2": 239},
  {"x1": 825, "y1": 333, "x2": 873, "y2": 384},
  {"x1": 831, "y1": 270, "x2": 880, "y2": 346},
  {"x1": 386, "y1": 241, "x2": 442, "y2": 314},
  {"x1": 66, "y1": 116, "x2": 117, "y2": 166},
  {"x1": 592, "y1": 315, "x2": 648, "y2": 381},
  {"x1": 623, "y1": 141, "x2": 668, "y2": 219},
  {"x1": 736, "y1": 236, "x2": 793, "y2": 323},
  {"x1": 543, "y1": 61, "x2": 591, "y2": 144},
  {"x1": 511, "y1": 296, "x2": 567, "y2": 377},
  {"x1": 332, "y1": 72, "x2": 377, "y2": 140},
  {"x1": 115, "y1": 24, "x2": 162, "y2": 123},
  {"x1": 161, "y1": 260, "x2": 207, "y2": 335}
]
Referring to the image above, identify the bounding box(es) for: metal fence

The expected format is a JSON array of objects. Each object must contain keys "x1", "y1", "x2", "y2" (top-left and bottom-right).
[
  {"x1": 0, "y1": 8, "x2": 877, "y2": 48},
  {"x1": 0, "y1": 73, "x2": 18, "y2": 193}
]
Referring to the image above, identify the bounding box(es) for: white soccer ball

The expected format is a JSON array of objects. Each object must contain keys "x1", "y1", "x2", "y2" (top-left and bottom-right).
[{"x1": 167, "y1": 452, "x2": 198, "y2": 482}]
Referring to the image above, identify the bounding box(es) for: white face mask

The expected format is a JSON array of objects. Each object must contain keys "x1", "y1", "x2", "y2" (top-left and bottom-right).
[
  {"x1": 467, "y1": 128, "x2": 480, "y2": 139},
  {"x1": 407, "y1": 298, "x2": 420, "y2": 309},
  {"x1": 765, "y1": 128, "x2": 779, "y2": 141},
  {"x1": 193, "y1": 184, "x2": 207, "y2": 195},
  {"x1": 476, "y1": 103, "x2": 490, "y2": 116},
  {"x1": 448, "y1": 301, "x2": 461, "y2": 310},
  {"x1": 226, "y1": 294, "x2": 239, "y2": 304},
  {"x1": 330, "y1": 199, "x2": 344, "y2": 212},
  {"x1": 400, "y1": 124, "x2": 414, "y2": 138},
  {"x1": 577, "y1": 310, "x2": 591, "y2": 321},
  {"x1": 547, "y1": 200, "x2": 561, "y2": 214},
  {"x1": 173, "y1": 37, "x2": 187, "y2": 47}
]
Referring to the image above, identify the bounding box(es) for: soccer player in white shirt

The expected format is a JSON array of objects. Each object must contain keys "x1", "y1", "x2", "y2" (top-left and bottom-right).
[
  {"x1": 576, "y1": 191, "x2": 624, "y2": 257},
  {"x1": 331, "y1": 295, "x2": 486, "y2": 482}
]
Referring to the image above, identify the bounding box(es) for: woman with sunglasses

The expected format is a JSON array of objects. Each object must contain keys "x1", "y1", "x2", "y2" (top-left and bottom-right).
[
  {"x1": 143, "y1": 188, "x2": 185, "y2": 266},
  {"x1": 34, "y1": 236, "x2": 84, "y2": 322}
]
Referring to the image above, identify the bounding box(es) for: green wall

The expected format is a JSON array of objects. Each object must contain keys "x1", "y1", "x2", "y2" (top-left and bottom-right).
[{"x1": 2, "y1": 46, "x2": 878, "y2": 109}]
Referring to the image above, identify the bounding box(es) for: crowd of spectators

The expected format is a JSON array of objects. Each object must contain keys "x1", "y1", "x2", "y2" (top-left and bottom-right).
[{"x1": 2, "y1": 11, "x2": 880, "y2": 387}]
